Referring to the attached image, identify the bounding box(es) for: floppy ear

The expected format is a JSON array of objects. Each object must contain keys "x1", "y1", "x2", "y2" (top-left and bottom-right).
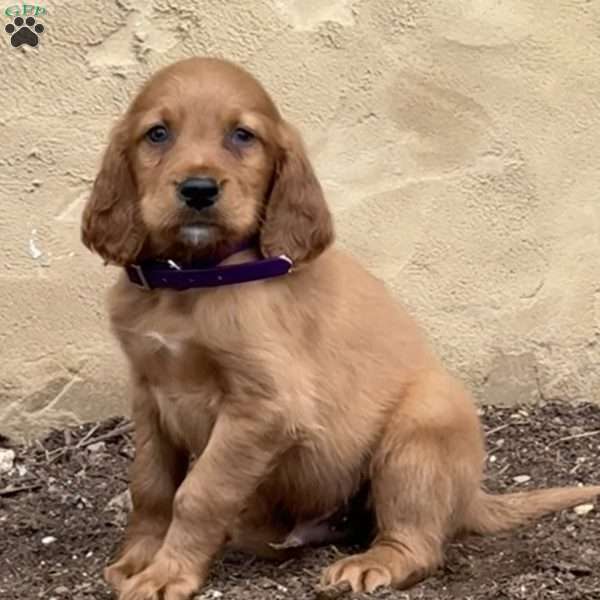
[
  {"x1": 260, "y1": 122, "x2": 334, "y2": 265},
  {"x1": 81, "y1": 120, "x2": 146, "y2": 265}
]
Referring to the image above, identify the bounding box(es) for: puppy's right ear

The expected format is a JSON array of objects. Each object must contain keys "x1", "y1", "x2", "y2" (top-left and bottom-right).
[{"x1": 81, "y1": 119, "x2": 146, "y2": 265}]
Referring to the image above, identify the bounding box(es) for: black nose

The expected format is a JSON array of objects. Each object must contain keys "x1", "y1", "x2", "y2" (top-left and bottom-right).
[{"x1": 177, "y1": 177, "x2": 220, "y2": 210}]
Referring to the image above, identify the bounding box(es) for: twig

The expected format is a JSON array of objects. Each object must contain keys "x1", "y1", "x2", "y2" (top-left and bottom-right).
[
  {"x1": 487, "y1": 440, "x2": 506, "y2": 454},
  {"x1": 277, "y1": 558, "x2": 295, "y2": 570},
  {"x1": 46, "y1": 422, "x2": 133, "y2": 464},
  {"x1": 260, "y1": 577, "x2": 281, "y2": 589},
  {"x1": 548, "y1": 430, "x2": 600, "y2": 447},
  {"x1": 485, "y1": 423, "x2": 510, "y2": 437},
  {"x1": 47, "y1": 448, "x2": 68, "y2": 464},
  {"x1": 495, "y1": 463, "x2": 511, "y2": 477},
  {"x1": 77, "y1": 422, "x2": 133, "y2": 448},
  {"x1": 34, "y1": 439, "x2": 50, "y2": 462},
  {"x1": 75, "y1": 422, "x2": 102, "y2": 448},
  {"x1": 0, "y1": 482, "x2": 42, "y2": 497}
]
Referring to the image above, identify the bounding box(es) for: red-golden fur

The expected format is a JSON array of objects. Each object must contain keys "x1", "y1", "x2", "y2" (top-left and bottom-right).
[{"x1": 81, "y1": 57, "x2": 600, "y2": 600}]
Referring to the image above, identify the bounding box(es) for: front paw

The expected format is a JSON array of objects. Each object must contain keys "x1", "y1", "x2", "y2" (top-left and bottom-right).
[
  {"x1": 321, "y1": 553, "x2": 392, "y2": 594},
  {"x1": 119, "y1": 552, "x2": 205, "y2": 600},
  {"x1": 104, "y1": 536, "x2": 163, "y2": 592}
]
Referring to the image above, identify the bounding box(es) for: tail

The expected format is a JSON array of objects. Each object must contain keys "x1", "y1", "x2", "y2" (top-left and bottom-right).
[{"x1": 465, "y1": 485, "x2": 600, "y2": 535}]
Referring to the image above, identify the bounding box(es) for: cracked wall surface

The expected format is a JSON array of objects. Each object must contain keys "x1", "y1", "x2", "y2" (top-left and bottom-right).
[{"x1": 1, "y1": 0, "x2": 599, "y2": 441}]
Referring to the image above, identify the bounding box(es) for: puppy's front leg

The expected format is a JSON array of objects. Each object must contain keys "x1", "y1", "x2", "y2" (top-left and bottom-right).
[
  {"x1": 105, "y1": 379, "x2": 187, "y2": 593},
  {"x1": 120, "y1": 402, "x2": 285, "y2": 600}
]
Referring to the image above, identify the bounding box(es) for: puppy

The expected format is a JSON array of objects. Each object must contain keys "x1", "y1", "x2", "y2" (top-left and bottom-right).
[{"x1": 81, "y1": 57, "x2": 600, "y2": 599}]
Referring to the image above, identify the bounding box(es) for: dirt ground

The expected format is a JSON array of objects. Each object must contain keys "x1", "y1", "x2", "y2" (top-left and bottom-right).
[{"x1": 1, "y1": 401, "x2": 599, "y2": 600}]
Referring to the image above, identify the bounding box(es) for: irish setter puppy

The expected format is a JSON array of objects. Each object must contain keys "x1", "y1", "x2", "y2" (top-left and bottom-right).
[{"x1": 81, "y1": 57, "x2": 600, "y2": 600}]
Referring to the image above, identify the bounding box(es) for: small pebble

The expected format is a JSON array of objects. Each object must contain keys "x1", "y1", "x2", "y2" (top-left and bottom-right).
[
  {"x1": 87, "y1": 441, "x2": 106, "y2": 454},
  {"x1": 0, "y1": 448, "x2": 15, "y2": 474},
  {"x1": 513, "y1": 475, "x2": 531, "y2": 484},
  {"x1": 107, "y1": 489, "x2": 132, "y2": 512},
  {"x1": 573, "y1": 503, "x2": 594, "y2": 516},
  {"x1": 42, "y1": 536, "x2": 57, "y2": 545},
  {"x1": 106, "y1": 490, "x2": 133, "y2": 526}
]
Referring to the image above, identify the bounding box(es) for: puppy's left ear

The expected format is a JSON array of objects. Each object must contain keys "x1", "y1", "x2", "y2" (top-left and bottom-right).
[{"x1": 260, "y1": 122, "x2": 334, "y2": 265}]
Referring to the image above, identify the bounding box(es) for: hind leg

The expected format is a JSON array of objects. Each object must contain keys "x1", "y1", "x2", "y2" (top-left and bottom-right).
[
  {"x1": 321, "y1": 371, "x2": 484, "y2": 593},
  {"x1": 228, "y1": 495, "x2": 298, "y2": 559},
  {"x1": 230, "y1": 484, "x2": 374, "y2": 557}
]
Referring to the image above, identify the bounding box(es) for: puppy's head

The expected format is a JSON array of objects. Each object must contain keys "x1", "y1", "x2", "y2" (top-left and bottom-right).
[{"x1": 82, "y1": 57, "x2": 334, "y2": 266}]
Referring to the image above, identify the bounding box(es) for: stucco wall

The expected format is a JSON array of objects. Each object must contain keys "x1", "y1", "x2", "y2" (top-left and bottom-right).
[{"x1": 1, "y1": 0, "x2": 599, "y2": 441}]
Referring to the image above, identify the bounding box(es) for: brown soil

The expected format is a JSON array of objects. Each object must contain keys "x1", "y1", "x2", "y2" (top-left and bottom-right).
[{"x1": 1, "y1": 401, "x2": 599, "y2": 600}]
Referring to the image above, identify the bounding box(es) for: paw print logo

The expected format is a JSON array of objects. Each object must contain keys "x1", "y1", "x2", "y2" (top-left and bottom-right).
[{"x1": 5, "y1": 16, "x2": 45, "y2": 48}]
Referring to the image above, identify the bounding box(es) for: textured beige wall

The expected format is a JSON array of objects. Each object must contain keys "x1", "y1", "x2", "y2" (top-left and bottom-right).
[{"x1": 1, "y1": 0, "x2": 599, "y2": 441}]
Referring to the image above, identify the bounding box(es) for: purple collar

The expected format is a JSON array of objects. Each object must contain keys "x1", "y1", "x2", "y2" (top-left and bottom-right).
[{"x1": 125, "y1": 241, "x2": 294, "y2": 291}]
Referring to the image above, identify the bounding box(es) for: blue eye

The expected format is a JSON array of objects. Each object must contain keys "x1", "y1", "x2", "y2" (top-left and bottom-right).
[
  {"x1": 146, "y1": 125, "x2": 170, "y2": 144},
  {"x1": 230, "y1": 127, "x2": 255, "y2": 146}
]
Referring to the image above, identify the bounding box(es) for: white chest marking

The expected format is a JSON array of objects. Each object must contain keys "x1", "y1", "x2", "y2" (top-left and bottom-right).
[{"x1": 145, "y1": 330, "x2": 183, "y2": 354}]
